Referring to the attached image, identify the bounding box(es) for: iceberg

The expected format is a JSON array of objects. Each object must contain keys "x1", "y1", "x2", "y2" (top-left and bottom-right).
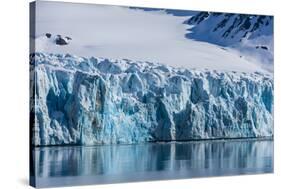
[{"x1": 30, "y1": 52, "x2": 273, "y2": 146}]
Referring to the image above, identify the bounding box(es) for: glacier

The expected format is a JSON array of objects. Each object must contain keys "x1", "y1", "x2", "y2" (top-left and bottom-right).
[{"x1": 30, "y1": 52, "x2": 273, "y2": 146}]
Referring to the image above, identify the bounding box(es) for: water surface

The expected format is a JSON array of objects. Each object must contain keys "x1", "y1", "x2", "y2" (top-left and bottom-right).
[{"x1": 33, "y1": 139, "x2": 273, "y2": 187}]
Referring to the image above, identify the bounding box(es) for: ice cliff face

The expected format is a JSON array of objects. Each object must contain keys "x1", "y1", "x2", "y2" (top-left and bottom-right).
[{"x1": 30, "y1": 52, "x2": 273, "y2": 146}]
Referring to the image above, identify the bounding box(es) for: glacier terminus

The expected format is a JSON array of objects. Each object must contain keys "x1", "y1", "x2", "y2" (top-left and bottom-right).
[{"x1": 30, "y1": 52, "x2": 273, "y2": 146}]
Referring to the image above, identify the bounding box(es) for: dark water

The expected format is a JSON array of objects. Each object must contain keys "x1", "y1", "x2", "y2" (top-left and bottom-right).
[{"x1": 32, "y1": 139, "x2": 273, "y2": 187}]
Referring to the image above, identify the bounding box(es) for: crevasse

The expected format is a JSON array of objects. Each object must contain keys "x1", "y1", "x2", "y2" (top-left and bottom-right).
[{"x1": 30, "y1": 52, "x2": 273, "y2": 146}]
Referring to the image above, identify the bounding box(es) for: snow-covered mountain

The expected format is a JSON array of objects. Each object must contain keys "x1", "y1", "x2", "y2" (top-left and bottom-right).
[
  {"x1": 33, "y1": 1, "x2": 271, "y2": 73},
  {"x1": 185, "y1": 12, "x2": 273, "y2": 72},
  {"x1": 31, "y1": 52, "x2": 273, "y2": 146},
  {"x1": 186, "y1": 12, "x2": 273, "y2": 44}
]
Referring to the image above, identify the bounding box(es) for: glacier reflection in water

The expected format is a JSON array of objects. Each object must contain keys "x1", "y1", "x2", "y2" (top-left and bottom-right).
[{"x1": 33, "y1": 139, "x2": 273, "y2": 187}]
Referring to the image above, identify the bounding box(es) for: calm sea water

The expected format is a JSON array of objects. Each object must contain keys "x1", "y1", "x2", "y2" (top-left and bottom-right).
[{"x1": 32, "y1": 139, "x2": 273, "y2": 187}]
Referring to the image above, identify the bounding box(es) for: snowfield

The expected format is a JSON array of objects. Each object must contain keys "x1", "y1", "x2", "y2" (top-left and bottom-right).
[
  {"x1": 31, "y1": 53, "x2": 273, "y2": 146},
  {"x1": 32, "y1": 1, "x2": 272, "y2": 73}
]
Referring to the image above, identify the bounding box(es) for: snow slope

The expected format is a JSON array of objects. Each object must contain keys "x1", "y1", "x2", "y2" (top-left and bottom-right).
[
  {"x1": 32, "y1": 1, "x2": 269, "y2": 73},
  {"x1": 31, "y1": 53, "x2": 273, "y2": 146},
  {"x1": 185, "y1": 12, "x2": 274, "y2": 72},
  {"x1": 186, "y1": 12, "x2": 273, "y2": 45}
]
